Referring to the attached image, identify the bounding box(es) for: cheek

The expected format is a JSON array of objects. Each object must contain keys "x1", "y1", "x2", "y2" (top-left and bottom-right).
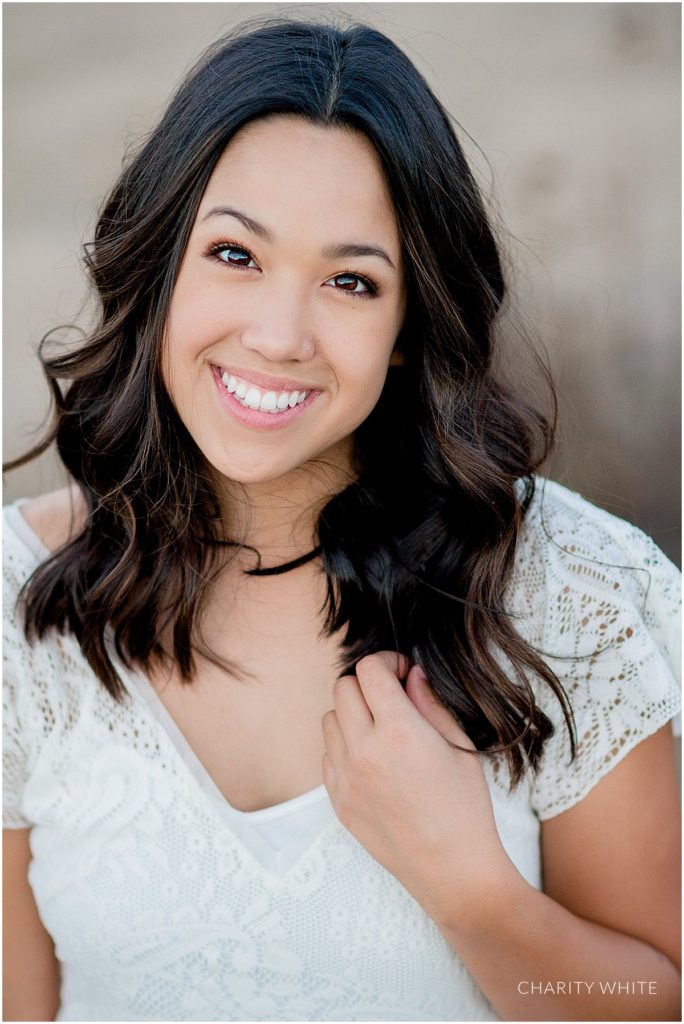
[
  {"x1": 166, "y1": 266, "x2": 228, "y2": 352},
  {"x1": 334, "y1": 338, "x2": 396, "y2": 414},
  {"x1": 160, "y1": 304, "x2": 204, "y2": 408},
  {"x1": 163, "y1": 300, "x2": 224, "y2": 399},
  {"x1": 159, "y1": 341, "x2": 182, "y2": 415}
]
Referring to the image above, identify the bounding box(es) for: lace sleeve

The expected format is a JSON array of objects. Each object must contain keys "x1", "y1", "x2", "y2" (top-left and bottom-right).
[
  {"x1": 513, "y1": 481, "x2": 681, "y2": 822},
  {"x1": 3, "y1": 668, "x2": 33, "y2": 829},
  {"x1": 3, "y1": 527, "x2": 36, "y2": 829},
  {"x1": 2, "y1": 512, "x2": 60, "y2": 830}
]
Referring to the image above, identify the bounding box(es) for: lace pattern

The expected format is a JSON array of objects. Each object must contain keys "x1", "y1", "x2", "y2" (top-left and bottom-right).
[{"x1": 508, "y1": 480, "x2": 681, "y2": 818}]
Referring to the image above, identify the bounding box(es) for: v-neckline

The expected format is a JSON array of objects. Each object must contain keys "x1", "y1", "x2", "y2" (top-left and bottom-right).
[
  {"x1": 121, "y1": 659, "x2": 328, "y2": 819},
  {"x1": 116, "y1": 658, "x2": 340, "y2": 878},
  {"x1": 4, "y1": 499, "x2": 342, "y2": 879}
]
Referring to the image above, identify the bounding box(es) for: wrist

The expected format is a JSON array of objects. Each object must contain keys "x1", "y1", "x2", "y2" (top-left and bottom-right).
[{"x1": 429, "y1": 849, "x2": 533, "y2": 939}]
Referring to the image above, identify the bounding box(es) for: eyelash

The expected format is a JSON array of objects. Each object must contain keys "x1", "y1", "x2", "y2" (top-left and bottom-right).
[{"x1": 204, "y1": 240, "x2": 379, "y2": 300}]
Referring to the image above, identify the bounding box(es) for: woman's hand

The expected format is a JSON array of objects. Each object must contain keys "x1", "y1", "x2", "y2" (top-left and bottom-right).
[{"x1": 321, "y1": 651, "x2": 518, "y2": 922}]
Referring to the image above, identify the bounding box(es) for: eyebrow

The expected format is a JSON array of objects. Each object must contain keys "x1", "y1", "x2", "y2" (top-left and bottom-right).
[{"x1": 202, "y1": 205, "x2": 396, "y2": 270}]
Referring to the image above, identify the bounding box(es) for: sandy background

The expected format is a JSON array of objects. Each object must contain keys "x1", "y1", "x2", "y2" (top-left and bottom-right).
[{"x1": 3, "y1": 2, "x2": 681, "y2": 564}]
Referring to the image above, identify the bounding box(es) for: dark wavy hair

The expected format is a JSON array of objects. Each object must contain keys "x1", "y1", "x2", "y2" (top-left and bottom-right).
[{"x1": 5, "y1": 16, "x2": 576, "y2": 789}]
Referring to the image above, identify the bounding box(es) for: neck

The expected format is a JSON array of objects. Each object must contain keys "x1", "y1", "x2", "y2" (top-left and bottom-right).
[{"x1": 215, "y1": 440, "x2": 356, "y2": 565}]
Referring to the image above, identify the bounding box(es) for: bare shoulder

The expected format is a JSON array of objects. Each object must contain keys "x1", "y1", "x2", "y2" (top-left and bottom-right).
[{"x1": 19, "y1": 485, "x2": 88, "y2": 554}]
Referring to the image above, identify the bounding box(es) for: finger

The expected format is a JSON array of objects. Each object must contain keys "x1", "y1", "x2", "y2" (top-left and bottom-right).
[
  {"x1": 321, "y1": 708, "x2": 347, "y2": 763},
  {"x1": 321, "y1": 751, "x2": 337, "y2": 794},
  {"x1": 405, "y1": 665, "x2": 476, "y2": 751},
  {"x1": 367, "y1": 650, "x2": 410, "y2": 680},
  {"x1": 354, "y1": 651, "x2": 411, "y2": 721},
  {"x1": 332, "y1": 674, "x2": 374, "y2": 736}
]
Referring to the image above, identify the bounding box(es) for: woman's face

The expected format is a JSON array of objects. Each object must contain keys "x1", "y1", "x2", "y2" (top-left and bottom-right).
[{"x1": 163, "y1": 114, "x2": 406, "y2": 486}]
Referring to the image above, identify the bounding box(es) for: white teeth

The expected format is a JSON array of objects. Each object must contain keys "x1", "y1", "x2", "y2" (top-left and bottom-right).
[
  {"x1": 244, "y1": 387, "x2": 261, "y2": 409},
  {"x1": 259, "y1": 391, "x2": 278, "y2": 412},
  {"x1": 218, "y1": 369, "x2": 312, "y2": 414}
]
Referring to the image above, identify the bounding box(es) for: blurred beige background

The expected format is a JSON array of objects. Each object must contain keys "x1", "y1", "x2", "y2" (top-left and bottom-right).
[{"x1": 3, "y1": 2, "x2": 681, "y2": 564}]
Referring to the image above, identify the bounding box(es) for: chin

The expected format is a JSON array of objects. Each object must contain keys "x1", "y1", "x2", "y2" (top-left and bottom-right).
[{"x1": 207, "y1": 449, "x2": 305, "y2": 487}]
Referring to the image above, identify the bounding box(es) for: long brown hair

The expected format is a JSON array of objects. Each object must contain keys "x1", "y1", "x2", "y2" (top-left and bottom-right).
[{"x1": 5, "y1": 17, "x2": 576, "y2": 791}]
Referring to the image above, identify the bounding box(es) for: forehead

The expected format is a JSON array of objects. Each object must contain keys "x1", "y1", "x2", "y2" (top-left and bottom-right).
[{"x1": 197, "y1": 115, "x2": 400, "y2": 249}]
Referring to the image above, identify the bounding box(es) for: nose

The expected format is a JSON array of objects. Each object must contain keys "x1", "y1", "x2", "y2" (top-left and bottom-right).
[{"x1": 239, "y1": 277, "x2": 316, "y2": 364}]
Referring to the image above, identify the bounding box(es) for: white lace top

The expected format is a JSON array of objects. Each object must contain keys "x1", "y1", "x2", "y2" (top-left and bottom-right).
[{"x1": 3, "y1": 479, "x2": 681, "y2": 1022}]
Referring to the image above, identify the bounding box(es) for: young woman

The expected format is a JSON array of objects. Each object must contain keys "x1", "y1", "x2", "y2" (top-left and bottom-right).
[{"x1": 3, "y1": 18, "x2": 681, "y2": 1023}]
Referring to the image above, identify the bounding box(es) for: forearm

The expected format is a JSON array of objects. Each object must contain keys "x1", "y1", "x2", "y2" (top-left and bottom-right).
[{"x1": 435, "y1": 871, "x2": 681, "y2": 1021}]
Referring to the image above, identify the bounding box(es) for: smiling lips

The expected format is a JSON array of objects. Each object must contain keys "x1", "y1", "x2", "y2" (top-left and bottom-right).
[{"x1": 220, "y1": 369, "x2": 311, "y2": 414}]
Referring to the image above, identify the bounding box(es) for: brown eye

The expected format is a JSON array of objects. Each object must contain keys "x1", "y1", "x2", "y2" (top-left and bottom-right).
[
  {"x1": 209, "y1": 243, "x2": 259, "y2": 269},
  {"x1": 326, "y1": 273, "x2": 378, "y2": 298}
]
